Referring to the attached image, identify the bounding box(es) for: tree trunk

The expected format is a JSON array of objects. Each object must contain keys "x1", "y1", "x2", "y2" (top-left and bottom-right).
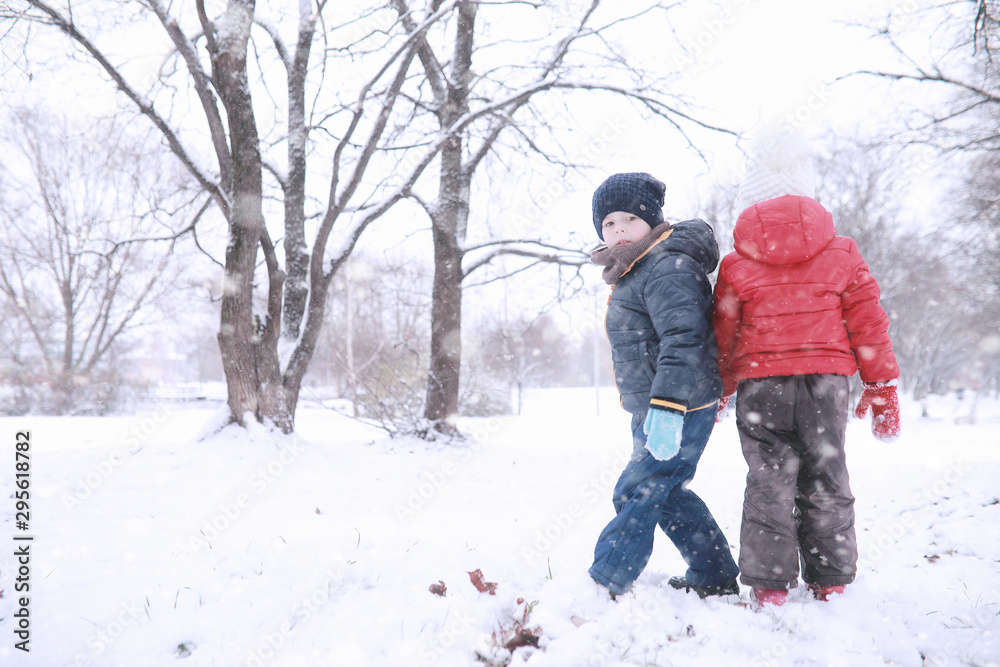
[
  {"x1": 423, "y1": 0, "x2": 477, "y2": 432},
  {"x1": 425, "y1": 212, "x2": 466, "y2": 429},
  {"x1": 282, "y1": 20, "x2": 314, "y2": 341},
  {"x1": 213, "y1": 0, "x2": 293, "y2": 433},
  {"x1": 57, "y1": 273, "x2": 75, "y2": 413}
]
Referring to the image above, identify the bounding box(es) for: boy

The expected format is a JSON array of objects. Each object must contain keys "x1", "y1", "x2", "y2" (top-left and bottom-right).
[
  {"x1": 713, "y1": 139, "x2": 900, "y2": 606},
  {"x1": 587, "y1": 172, "x2": 739, "y2": 598}
]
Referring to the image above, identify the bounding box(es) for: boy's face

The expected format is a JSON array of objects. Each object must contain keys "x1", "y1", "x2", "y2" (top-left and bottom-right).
[{"x1": 601, "y1": 211, "x2": 652, "y2": 248}]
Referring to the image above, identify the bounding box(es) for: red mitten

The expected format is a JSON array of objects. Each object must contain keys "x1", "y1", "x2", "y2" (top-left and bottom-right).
[
  {"x1": 716, "y1": 395, "x2": 731, "y2": 423},
  {"x1": 854, "y1": 380, "x2": 900, "y2": 442}
]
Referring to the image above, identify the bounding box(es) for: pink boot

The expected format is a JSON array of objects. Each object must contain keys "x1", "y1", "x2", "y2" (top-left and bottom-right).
[
  {"x1": 809, "y1": 584, "x2": 846, "y2": 601},
  {"x1": 752, "y1": 588, "x2": 788, "y2": 607}
]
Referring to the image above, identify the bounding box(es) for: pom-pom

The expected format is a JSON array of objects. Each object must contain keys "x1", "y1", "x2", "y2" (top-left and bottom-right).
[{"x1": 737, "y1": 125, "x2": 816, "y2": 209}]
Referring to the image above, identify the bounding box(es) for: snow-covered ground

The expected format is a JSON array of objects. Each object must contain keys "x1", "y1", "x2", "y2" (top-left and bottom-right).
[{"x1": 1, "y1": 388, "x2": 998, "y2": 667}]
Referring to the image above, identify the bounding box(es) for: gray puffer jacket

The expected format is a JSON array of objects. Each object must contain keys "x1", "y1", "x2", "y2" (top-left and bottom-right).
[{"x1": 600, "y1": 220, "x2": 723, "y2": 417}]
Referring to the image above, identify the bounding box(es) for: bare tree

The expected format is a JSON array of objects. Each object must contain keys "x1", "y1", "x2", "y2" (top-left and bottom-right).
[
  {"x1": 850, "y1": 2, "x2": 1000, "y2": 401},
  {"x1": 811, "y1": 136, "x2": 991, "y2": 401},
  {"x1": 308, "y1": 252, "x2": 432, "y2": 426},
  {"x1": 0, "y1": 109, "x2": 193, "y2": 413},
  {"x1": 949, "y1": 150, "x2": 1000, "y2": 397},
  {"x1": 856, "y1": 1, "x2": 999, "y2": 153},
  {"x1": 4, "y1": 0, "x2": 496, "y2": 432},
  {"x1": 391, "y1": 0, "x2": 734, "y2": 432},
  {"x1": 475, "y1": 312, "x2": 574, "y2": 415},
  {"x1": 956, "y1": 151, "x2": 1000, "y2": 292}
]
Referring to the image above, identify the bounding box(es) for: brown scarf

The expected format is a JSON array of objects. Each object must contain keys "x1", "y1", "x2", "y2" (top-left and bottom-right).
[{"x1": 590, "y1": 222, "x2": 673, "y2": 285}]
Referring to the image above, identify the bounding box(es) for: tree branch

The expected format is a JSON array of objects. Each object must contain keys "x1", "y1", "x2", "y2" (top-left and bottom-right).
[
  {"x1": 25, "y1": 0, "x2": 229, "y2": 216},
  {"x1": 89, "y1": 196, "x2": 214, "y2": 259},
  {"x1": 848, "y1": 69, "x2": 1000, "y2": 105},
  {"x1": 462, "y1": 243, "x2": 590, "y2": 278},
  {"x1": 258, "y1": 226, "x2": 286, "y2": 351},
  {"x1": 392, "y1": 0, "x2": 449, "y2": 104}
]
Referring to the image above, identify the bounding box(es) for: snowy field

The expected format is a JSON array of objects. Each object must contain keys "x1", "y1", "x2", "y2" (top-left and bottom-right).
[{"x1": 1, "y1": 388, "x2": 999, "y2": 667}]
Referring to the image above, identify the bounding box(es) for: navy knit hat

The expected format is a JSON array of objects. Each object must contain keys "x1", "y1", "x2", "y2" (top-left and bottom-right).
[{"x1": 591, "y1": 172, "x2": 666, "y2": 240}]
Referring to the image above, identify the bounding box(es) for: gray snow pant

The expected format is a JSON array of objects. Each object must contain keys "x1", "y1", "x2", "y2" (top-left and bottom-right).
[{"x1": 736, "y1": 374, "x2": 858, "y2": 590}]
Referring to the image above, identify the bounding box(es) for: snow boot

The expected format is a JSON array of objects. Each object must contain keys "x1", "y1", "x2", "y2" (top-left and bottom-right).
[
  {"x1": 809, "y1": 584, "x2": 846, "y2": 601},
  {"x1": 668, "y1": 576, "x2": 739, "y2": 599},
  {"x1": 751, "y1": 588, "x2": 788, "y2": 607}
]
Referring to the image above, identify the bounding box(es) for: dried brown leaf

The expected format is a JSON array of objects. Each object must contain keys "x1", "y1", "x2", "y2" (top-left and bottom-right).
[{"x1": 468, "y1": 568, "x2": 498, "y2": 595}]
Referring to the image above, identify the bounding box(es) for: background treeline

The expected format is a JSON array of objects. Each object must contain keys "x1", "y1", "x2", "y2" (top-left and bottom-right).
[{"x1": 3, "y1": 123, "x2": 996, "y2": 421}]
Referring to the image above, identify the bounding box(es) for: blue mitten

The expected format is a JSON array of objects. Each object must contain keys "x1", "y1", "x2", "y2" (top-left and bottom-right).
[{"x1": 643, "y1": 409, "x2": 683, "y2": 461}]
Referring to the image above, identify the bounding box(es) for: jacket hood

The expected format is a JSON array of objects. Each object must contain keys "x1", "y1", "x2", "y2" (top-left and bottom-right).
[
  {"x1": 733, "y1": 195, "x2": 835, "y2": 265},
  {"x1": 655, "y1": 219, "x2": 720, "y2": 275}
]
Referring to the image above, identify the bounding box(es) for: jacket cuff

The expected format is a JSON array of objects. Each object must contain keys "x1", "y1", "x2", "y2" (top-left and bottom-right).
[
  {"x1": 864, "y1": 379, "x2": 899, "y2": 389},
  {"x1": 649, "y1": 397, "x2": 687, "y2": 415}
]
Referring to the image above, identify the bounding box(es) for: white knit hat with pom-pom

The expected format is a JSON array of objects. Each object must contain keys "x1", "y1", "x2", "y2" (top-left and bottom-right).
[{"x1": 737, "y1": 126, "x2": 816, "y2": 209}]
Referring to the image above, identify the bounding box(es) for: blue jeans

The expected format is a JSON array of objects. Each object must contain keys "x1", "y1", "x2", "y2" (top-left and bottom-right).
[{"x1": 589, "y1": 407, "x2": 739, "y2": 595}]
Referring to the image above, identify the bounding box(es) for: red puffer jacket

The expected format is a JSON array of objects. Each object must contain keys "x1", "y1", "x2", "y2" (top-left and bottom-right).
[{"x1": 712, "y1": 195, "x2": 899, "y2": 397}]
